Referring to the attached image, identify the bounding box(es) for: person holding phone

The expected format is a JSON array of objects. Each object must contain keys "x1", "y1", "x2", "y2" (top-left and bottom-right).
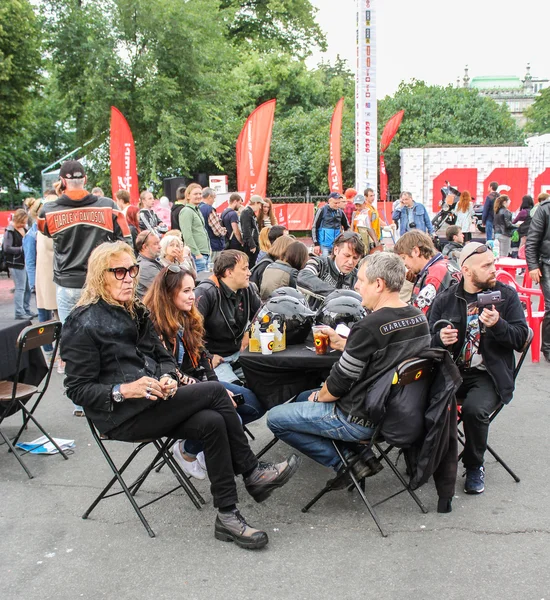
[
  {"x1": 428, "y1": 242, "x2": 528, "y2": 495},
  {"x1": 144, "y1": 263, "x2": 265, "y2": 480}
]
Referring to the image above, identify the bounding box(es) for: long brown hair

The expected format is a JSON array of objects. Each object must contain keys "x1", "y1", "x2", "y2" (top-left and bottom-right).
[
  {"x1": 494, "y1": 195, "x2": 510, "y2": 214},
  {"x1": 457, "y1": 190, "x2": 472, "y2": 213},
  {"x1": 143, "y1": 266, "x2": 204, "y2": 364},
  {"x1": 262, "y1": 197, "x2": 277, "y2": 225}
]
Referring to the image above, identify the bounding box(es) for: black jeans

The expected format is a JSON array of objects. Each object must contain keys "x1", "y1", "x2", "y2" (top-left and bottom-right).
[
  {"x1": 458, "y1": 370, "x2": 501, "y2": 468},
  {"x1": 107, "y1": 381, "x2": 258, "y2": 508},
  {"x1": 540, "y1": 263, "x2": 550, "y2": 357}
]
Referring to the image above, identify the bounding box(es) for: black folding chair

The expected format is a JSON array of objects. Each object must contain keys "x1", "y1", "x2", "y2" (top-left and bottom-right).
[
  {"x1": 456, "y1": 327, "x2": 533, "y2": 483},
  {"x1": 83, "y1": 418, "x2": 206, "y2": 538},
  {"x1": 0, "y1": 321, "x2": 68, "y2": 478},
  {"x1": 301, "y1": 357, "x2": 436, "y2": 538}
]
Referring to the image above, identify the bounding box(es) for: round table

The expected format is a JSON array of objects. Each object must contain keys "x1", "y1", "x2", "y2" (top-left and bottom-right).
[{"x1": 239, "y1": 339, "x2": 341, "y2": 409}]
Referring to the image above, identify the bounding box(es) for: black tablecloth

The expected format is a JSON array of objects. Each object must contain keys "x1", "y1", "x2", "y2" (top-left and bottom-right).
[{"x1": 240, "y1": 341, "x2": 341, "y2": 409}]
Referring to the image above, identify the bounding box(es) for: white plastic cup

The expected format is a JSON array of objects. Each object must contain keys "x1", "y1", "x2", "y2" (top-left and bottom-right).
[{"x1": 260, "y1": 332, "x2": 275, "y2": 355}]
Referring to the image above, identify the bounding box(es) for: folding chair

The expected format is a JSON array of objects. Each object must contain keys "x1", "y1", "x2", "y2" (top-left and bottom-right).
[
  {"x1": 456, "y1": 327, "x2": 533, "y2": 483},
  {"x1": 301, "y1": 357, "x2": 436, "y2": 538},
  {"x1": 0, "y1": 321, "x2": 68, "y2": 478},
  {"x1": 83, "y1": 418, "x2": 206, "y2": 538}
]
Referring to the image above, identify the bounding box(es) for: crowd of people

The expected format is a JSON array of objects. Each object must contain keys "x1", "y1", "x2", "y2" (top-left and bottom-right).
[{"x1": 2, "y1": 159, "x2": 549, "y2": 550}]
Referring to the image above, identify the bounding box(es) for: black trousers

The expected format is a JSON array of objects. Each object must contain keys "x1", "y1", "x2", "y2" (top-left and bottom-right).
[
  {"x1": 108, "y1": 381, "x2": 258, "y2": 508},
  {"x1": 458, "y1": 370, "x2": 501, "y2": 468},
  {"x1": 540, "y1": 263, "x2": 550, "y2": 357},
  {"x1": 245, "y1": 246, "x2": 258, "y2": 268}
]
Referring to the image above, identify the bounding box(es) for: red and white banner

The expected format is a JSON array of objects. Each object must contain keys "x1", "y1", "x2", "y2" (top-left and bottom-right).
[
  {"x1": 272, "y1": 204, "x2": 314, "y2": 231},
  {"x1": 110, "y1": 107, "x2": 139, "y2": 205},
  {"x1": 236, "y1": 99, "x2": 276, "y2": 200},
  {"x1": 379, "y1": 109, "x2": 404, "y2": 201},
  {"x1": 379, "y1": 155, "x2": 388, "y2": 202},
  {"x1": 328, "y1": 97, "x2": 344, "y2": 193}
]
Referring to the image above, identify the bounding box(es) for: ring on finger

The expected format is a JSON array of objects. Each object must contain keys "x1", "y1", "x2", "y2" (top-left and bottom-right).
[{"x1": 146, "y1": 392, "x2": 151, "y2": 400}]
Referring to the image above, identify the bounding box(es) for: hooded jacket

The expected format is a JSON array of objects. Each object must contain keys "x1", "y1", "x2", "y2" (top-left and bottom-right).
[
  {"x1": 482, "y1": 191, "x2": 499, "y2": 225},
  {"x1": 37, "y1": 193, "x2": 132, "y2": 288},
  {"x1": 428, "y1": 279, "x2": 528, "y2": 404},
  {"x1": 194, "y1": 275, "x2": 261, "y2": 357}
]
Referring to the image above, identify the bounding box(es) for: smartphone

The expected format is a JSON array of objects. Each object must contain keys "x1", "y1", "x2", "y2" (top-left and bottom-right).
[{"x1": 232, "y1": 393, "x2": 245, "y2": 406}]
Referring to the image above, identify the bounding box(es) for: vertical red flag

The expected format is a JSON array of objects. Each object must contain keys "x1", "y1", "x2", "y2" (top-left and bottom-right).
[
  {"x1": 236, "y1": 99, "x2": 276, "y2": 200},
  {"x1": 110, "y1": 107, "x2": 139, "y2": 205},
  {"x1": 379, "y1": 110, "x2": 404, "y2": 201},
  {"x1": 328, "y1": 97, "x2": 344, "y2": 194}
]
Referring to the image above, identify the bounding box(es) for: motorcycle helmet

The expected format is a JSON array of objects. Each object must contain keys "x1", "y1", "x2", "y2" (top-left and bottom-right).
[
  {"x1": 268, "y1": 286, "x2": 308, "y2": 306},
  {"x1": 261, "y1": 295, "x2": 316, "y2": 345},
  {"x1": 324, "y1": 289, "x2": 362, "y2": 304},
  {"x1": 315, "y1": 296, "x2": 367, "y2": 330}
]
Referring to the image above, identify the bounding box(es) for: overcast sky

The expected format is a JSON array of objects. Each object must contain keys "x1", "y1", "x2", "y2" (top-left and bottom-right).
[{"x1": 308, "y1": 0, "x2": 549, "y2": 98}]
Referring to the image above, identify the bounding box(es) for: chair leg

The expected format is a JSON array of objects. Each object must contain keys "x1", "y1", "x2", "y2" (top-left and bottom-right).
[
  {"x1": 83, "y1": 442, "x2": 156, "y2": 538},
  {"x1": 243, "y1": 425, "x2": 255, "y2": 441},
  {"x1": 0, "y1": 427, "x2": 33, "y2": 479},
  {"x1": 485, "y1": 443, "x2": 520, "y2": 483},
  {"x1": 255, "y1": 435, "x2": 279, "y2": 459},
  {"x1": 16, "y1": 404, "x2": 70, "y2": 460}
]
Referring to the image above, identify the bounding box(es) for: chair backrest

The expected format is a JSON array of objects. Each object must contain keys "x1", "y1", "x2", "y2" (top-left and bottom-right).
[
  {"x1": 514, "y1": 327, "x2": 533, "y2": 380},
  {"x1": 16, "y1": 321, "x2": 62, "y2": 352},
  {"x1": 495, "y1": 270, "x2": 517, "y2": 288}
]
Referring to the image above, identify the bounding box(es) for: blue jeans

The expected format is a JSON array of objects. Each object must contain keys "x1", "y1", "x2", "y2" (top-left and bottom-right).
[
  {"x1": 38, "y1": 308, "x2": 54, "y2": 352},
  {"x1": 183, "y1": 381, "x2": 265, "y2": 456},
  {"x1": 266, "y1": 390, "x2": 374, "y2": 470},
  {"x1": 11, "y1": 267, "x2": 32, "y2": 318},
  {"x1": 194, "y1": 255, "x2": 210, "y2": 273},
  {"x1": 56, "y1": 285, "x2": 83, "y2": 323},
  {"x1": 214, "y1": 351, "x2": 243, "y2": 384},
  {"x1": 321, "y1": 246, "x2": 332, "y2": 257},
  {"x1": 485, "y1": 220, "x2": 494, "y2": 241}
]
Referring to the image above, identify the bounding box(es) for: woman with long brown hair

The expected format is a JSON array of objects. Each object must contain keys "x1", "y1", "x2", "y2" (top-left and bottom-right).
[
  {"x1": 494, "y1": 194, "x2": 516, "y2": 257},
  {"x1": 261, "y1": 198, "x2": 278, "y2": 228},
  {"x1": 454, "y1": 190, "x2": 474, "y2": 242},
  {"x1": 144, "y1": 265, "x2": 265, "y2": 477},
  {"x1": 61, "y1": 242, "x2": 298, "y2": 550}
]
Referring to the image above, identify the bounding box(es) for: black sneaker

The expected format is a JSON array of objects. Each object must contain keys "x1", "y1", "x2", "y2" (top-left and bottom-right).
[
  {"x1": 464, "y1": 466, "x2": 485, "y2": 494},
  {"x1": 215, "y1": 510, "x2": 268, "y2": 549},
  {"x1": 244, "y1": 454, "x2": 301, "y2": 503}
]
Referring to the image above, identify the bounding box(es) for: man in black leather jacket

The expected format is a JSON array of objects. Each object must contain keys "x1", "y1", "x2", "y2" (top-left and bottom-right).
[
  {"x1": 429, "y1": 242, "x2": 528, "y2": 495},
  {"x1": 297, "y1": 232, "x2": 365, "y2": 308},
  {"x1": 525, "y1": 192, "x2": 550, "y2": 361}
]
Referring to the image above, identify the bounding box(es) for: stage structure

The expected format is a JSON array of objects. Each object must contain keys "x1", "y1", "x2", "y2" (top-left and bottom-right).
[{"x1": 355, "y1": 0, "x2": 377, "y2": 195}]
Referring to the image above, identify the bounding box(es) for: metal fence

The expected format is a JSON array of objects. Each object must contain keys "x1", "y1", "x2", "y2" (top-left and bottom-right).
[{"x1": 269, "y1": 188, "x2": 401, "y2": 204}]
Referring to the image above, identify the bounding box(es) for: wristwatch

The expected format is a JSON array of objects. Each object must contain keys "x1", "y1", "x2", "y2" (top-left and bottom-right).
[{"x1": 111, "y1": 384, "x2": 125, "y2": 403}]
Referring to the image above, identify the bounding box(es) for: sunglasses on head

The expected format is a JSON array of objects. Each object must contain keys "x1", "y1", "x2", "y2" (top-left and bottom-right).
[
  {"x1": 162, "y1": 263, "x2": 196, "y2": 280},
  {"x1": 461, "y1": 244, "x2": 490, "y2": 266},
  {"x1": 107, "y1": 264, "x2": 140, "y2": 280}
]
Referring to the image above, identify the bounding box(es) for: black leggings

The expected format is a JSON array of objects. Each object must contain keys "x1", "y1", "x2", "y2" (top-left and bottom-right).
[{"x1": 108, "y1": 381, "x2": 258, "y2": 508}]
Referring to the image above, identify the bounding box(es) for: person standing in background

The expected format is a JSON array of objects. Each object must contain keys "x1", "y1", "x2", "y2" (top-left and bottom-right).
[
  {"x1": 115, "y1": 189, "x2": 131, "y2": 216},
  {"x1": 221, "y1": 193, "x2": 244, "y2": 250},
  {"x1": 482, "y1": 181, "x2": 499, "y2": 242},
  {"x1": 199, "y1": 187, "x2": 226, "y2": 264},
  {"x1": 261, "y1": 198, "x2": 278, "y2": 228},
  {"x1": 171, "y1": 185, "x2": 187, "y2": 231},
  {"x1": 240, "y1": 195, "x2": 265, "y2": 268},
  {"x1": 343, "y1": 188, "x2": 357, "y2": 227},
  {"x1": 138, "y1": 190, "x2": 165, "y2": 233},
  {"x1": 454, "y1": 191, "x2": 474, "y2": 243},
  {"x1": 180, "y1": 184, "x2": 211, "y2": 272},
  {"x1": 312, "y1": 192, "x2": 349, "y2": 257},
  {"x1": 23, "y1": 198, "x2": 43, "y2": 293},
  {"x1": 493, "y1": 195, "x2": 516, "y2": 258}
]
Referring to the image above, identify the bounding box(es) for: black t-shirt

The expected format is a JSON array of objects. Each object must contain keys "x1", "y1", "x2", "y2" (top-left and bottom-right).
[
  {"x1": 221, "y1": 208, "x2": 242, "y2": 249},
  {"x1": 328, "y1": 305, "x2": 431, "y2": 420}
]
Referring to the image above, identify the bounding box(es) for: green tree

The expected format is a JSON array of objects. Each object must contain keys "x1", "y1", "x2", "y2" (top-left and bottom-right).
[
  {"x1": 525, "y1": 87, "x2": 550, "y2": 134},
  {"x1": 378, "y1": 81, "x2": 524, "y2": 196},
  {"x1": 0, "y1": 0, "x2": 42, "y2": 201}
]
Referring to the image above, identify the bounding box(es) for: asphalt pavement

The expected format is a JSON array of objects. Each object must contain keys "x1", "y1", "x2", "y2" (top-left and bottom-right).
[{"x1": 1, "y1": 272, "x2": 549, "y2": 600}]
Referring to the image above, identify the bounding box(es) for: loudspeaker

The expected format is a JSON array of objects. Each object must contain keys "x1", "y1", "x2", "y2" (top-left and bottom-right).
[
  {"x1": 163, "y1": 177, "x2": 187, "y2": 202},
  {"x1": 194, "y1": 173, "x2": 209, "y2": 188}
]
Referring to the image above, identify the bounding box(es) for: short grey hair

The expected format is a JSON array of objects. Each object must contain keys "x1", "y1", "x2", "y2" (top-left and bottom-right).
[
  {"x1": 202, "y1": 187, "x2": 215, "y2": 199},
  {"x1": 400, "y1": 191, "x2": 413, "y2": 200},
  {"x1": 360, "y1": 252, "x2": 405, "y2": 292},
  {"x1": 159, "y1": 233, "x2": 183, "y2": 259}
]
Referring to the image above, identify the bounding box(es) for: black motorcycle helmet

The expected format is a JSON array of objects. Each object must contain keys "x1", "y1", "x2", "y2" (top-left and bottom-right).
[
  {"x1": 262, "y1": 295, "x2": 316, "y2": 344},
  {"x1": 268, "y1": 286, "x2": 308, "y2": 306},
  {"x1": 324, "y1": 289, "x2": 363, "y2": 304},
  {"x1": 315, "y1": 296, "x2": 367, "y2": 330}
]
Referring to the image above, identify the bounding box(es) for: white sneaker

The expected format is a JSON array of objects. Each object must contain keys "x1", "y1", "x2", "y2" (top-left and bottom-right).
[
  {"x1": 196, "y1": 451, "x2": 207, "y2": 472},
  {"x1": 171, "y1": 441, "x2": 206, "y2": 480}
]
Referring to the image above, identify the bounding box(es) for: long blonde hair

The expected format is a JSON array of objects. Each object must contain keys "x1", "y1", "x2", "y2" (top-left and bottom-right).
[{"x1": 77, "y1": 241, "x2": 138, "y2": 314}]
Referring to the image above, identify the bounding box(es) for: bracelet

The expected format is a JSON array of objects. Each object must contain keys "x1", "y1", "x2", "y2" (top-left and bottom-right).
[{"x1": 313, "y1": 391, "x2": 320, "y2": 402}]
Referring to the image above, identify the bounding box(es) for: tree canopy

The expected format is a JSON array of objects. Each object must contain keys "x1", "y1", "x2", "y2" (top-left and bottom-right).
[{"x1": 525, "y1": 87, "x2": 550, "y2": 135}]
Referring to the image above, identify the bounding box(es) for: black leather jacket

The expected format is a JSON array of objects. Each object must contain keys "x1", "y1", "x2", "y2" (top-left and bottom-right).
[
  {"x1": 428, "y1": 279, "x2": 528, "y2": 404},
  {"x1": 297, "y1": 256, "x2": 357, "y2": 308},
  {"x1": 37, "y1": 194, "x2": 132, "y2": 288},
  {"x1": 525, "y1": 199, "x2": 550, "y2": 268},
  {"x1": 61, "y1": 300, "x2": 178, "y2": 433}
]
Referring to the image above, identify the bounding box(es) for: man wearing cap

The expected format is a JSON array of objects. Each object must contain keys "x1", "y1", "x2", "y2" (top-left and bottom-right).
[
  {"x1": 428, "y1": 242, "x2": 528, "y2": 494},
  {"x1": 394, "y1": 231, "x2": 461, "y2": 314},
  {"x1": 240, "y1": 195, "x2": 265, "y2": 267},
  {"x1": 312, "y1": 192, "x2": 350, "y2": 257},
  {"x1": 135, "y1": 230, "x2": 162, "y2": 299}
]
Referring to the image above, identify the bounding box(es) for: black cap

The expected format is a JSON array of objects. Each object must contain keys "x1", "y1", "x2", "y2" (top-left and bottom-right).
[{"x1": 59, "y1": 160, "x2": 86, "y2": 180}]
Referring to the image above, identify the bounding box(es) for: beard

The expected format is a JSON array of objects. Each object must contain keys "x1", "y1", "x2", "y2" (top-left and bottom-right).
[{"x1": 471, "y1": 272, "x2": 496, "y2": 290}]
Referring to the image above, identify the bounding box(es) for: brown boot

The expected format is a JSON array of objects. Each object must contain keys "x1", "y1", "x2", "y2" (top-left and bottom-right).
[
  {"x1": 244, "y1": 454, "x2": 301, "y2": 503},
  {"x1": 215, "y1": 510, "x2": 268, "y2": 549}
]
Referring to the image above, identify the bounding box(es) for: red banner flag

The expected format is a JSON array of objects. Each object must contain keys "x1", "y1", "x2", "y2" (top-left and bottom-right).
[
  {"x1": 380, "y1": 109, "x2": 404, "y2": 153},
  {"x1": 110, "y1": 107, "x2": 139, "y2": 205},
  {"x1": 380, "y1": 154, "x2": 388, "y2": 201},
  {"x1": 328, "y1": 97, "x2": 344, "y2": 193},
  {"x1": 236, "y1": 99, "x2": 276, "y2": 200}
]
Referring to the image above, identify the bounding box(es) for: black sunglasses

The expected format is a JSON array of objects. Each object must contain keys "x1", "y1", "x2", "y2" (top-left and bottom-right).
[
  {"x1": 107, "y1": 264, "x2": 140, "y2": 280},
  {"x1": 163, "y1": 263, "x2": 197, "y2": 280},
  {"x1": 460, "y1": 244, "x2": 490, "y2": 266}
]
